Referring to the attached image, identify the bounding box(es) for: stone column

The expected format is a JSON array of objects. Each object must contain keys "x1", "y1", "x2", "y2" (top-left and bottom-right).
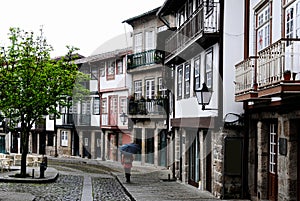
[
  {"x1": 91, "y1": 131, "x2": 96, "y2": 159},
  {"x1": 141, "y1": 128, "x2": 146, "y2": 165},
  {"x1": 79, "y1": 131, "x2": 83, "y2": 158},
  {"x1": 154, "y1": 128, "x2": 159, "y2": 167},
  {"x1": 101, "y1": 131, "x2": 106, "y2": 161},
  {"x1": 174, "y1": 129, "x2": 180, "y2": 180},
  {"x1": 182, "y1": 129, "x2": 187, "y2": 183},
  {"x1": 257, "y1": 121, "x2": 268, "y2": 200}
]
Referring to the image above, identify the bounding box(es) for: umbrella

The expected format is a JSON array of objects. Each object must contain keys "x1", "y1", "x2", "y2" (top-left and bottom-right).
[{"x1": 119, "y1": 143, "x2": 141, "y2": 154}]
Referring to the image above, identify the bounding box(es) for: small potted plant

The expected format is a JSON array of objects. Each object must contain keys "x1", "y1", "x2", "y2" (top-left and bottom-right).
[{"x1": 284, "y1": 70, "x2": 291, "y2": 81}]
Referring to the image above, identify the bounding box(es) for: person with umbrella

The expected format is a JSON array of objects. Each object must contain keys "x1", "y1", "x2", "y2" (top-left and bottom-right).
[{"x1": 120, "y1": 143, "x2": 140, "y2": 183}]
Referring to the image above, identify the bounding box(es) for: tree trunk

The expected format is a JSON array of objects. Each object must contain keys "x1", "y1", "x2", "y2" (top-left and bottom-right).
[{"x1": 20, "y1": 125, "x2": 29, "y2": 177}]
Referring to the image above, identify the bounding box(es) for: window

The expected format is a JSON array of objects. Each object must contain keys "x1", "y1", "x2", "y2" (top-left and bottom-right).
[
  {"x1": 206, "y1": 0, "x2": 214, "y2": 14},
  {"x1": 69, "y1": 101, "x2": 78, "y2": 114},
  {"x1": 134, "y1": 80, "x2": 142, "y2": 99},
  {"x1": 177, "y1": 65, "x2": 183, "y2": 99},
  {"x1": 93, "y1": 97, "x2": 100, "y2": 115},
  {"x1": 194, "y1": 57, "x2": 201, "y2": 90},
  {"x1": 91, "y1": 66, "x2": 98, "y2": 80},
  {"x1": 158, "y1": 77, "x2": 167, "y2": 97},
  {"x1": 119, "y1": 97, "x2": 127, "y2": 114},
  {"x1": 101, "y1": 98, "x2": 107, "y2": 114},
  {"x1": 256, "y1": 5, "x2": 271, "y2": 51},
  {"x1": 134, "y1": 33, "x2": 142, "y2": 53},
  {"x1": 81, "y1": 100, "x2": 91, "y2": 115},
  {"x1": 116, "y1": 60, "x2": 123, "y2": 74},
  {"x1": 145, "y1": 30, "x2": 155, "y2": 51},
  {"x1": 286, "y1": 1, "x2": 300, "y2": 44},
  {"x1": 205, "y1": 50, "x2": 213, "y2": 89},
  {"x1": 107, "y1": 60, "x2": 115, "y2": 80},
  {"x1": 84, "y1": 138, "x2": 89, "y2": 147},
  {"x1": 47, "y1": 133, "x2": 54, "y2": 146},
  {"x1": 269, "y1": 124, "x2": 277, "y2": 174},
  {"x1": 99, "y1": 62, "x2": 105, "y2": 77},
  {"x1": 184, "y1": 62, "x2": 191, "y2": 98},
  {"x1": 61, "y1": 131, "x2": 68, "y2": 147},
  {"x1": 146, "y1": 79, "x2": 155, "y2": 99},
  {"x1": 177, "y1": 7, "x2": 185, "y2": 27}
]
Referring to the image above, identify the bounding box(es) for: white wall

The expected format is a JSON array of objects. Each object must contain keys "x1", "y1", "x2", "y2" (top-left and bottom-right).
[{"x1": 223, "y1": 0, "x2": 244, "y2": 116}]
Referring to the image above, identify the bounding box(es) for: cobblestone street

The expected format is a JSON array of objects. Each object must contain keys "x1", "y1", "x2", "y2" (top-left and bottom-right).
[{"x1": 0, "y1": 159, "x2": 132, "y2": 201}]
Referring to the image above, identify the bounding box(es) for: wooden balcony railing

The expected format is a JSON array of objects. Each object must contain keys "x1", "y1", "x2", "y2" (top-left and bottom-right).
[
  {"x1": 235, "y1": 38, "x2": 300, "y2": 99},
  {"x1": 235, "y1": 57, "x2": 257, "y2": 95},
  {"x1": 165, "y1": 2, "x2": 220, "y2": 60},
  {"x1": 257, "y1": 38, "x2": 300, "y2": 87},
  {"x1": 128, "y1": 98, "x2": 168, "y2": 116},
  {"x1": 127, "y1": 49, "x2": 163, "y2": 69}
]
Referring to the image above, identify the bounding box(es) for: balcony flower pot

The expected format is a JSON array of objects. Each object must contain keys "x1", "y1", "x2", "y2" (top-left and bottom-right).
[{"x1": 284, "y1": 70, "x2": 291, "y2": 81}]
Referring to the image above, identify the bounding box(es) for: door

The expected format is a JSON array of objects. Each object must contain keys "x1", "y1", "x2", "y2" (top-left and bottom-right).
[
  {"x1": 0, "y1": 135, "x2": 5, "y2": 153},
  {"x1": 268, "y1": 123, "x2": 278, "y2": 201},
  {"x1": 109, "y1": 96, "x2": 118, "y2": 126}
]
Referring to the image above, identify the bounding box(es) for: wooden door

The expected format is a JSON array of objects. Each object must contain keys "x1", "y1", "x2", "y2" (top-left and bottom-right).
[
  {"x1": 268, "y1": 123, "x2": 278, "y2": 201},
  {"x1": 108, "y1": 96, "x2": 118, "y2": 126}
]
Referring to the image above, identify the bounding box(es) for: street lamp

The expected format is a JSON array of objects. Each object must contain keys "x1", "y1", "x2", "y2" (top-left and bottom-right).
[
  {"x1": 120, "y1": 112, "x2": 128, "y2": 125},
  {"x1": 195, "y1": 83, "x2": 217, "y2": 110}
]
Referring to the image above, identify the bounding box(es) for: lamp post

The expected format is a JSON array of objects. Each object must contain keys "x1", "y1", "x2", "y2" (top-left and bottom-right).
[
  {"x1": 120, "y1": 112, "x2": 128, "y2": 125},
  {"x1": 195, "y1": 83, "x2": 217, "y2": 110}
]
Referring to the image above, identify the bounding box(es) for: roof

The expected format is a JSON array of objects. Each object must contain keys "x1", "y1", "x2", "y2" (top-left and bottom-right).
[
  {"x1": 157, "y1": 0, "x2": 186, "y2": 16},
  {"x1": 122, "y1": 7, "x2": 161, "y2": 25},
  {"x1": 91, "y1": 33, "x2": 132, "y2": 56}
]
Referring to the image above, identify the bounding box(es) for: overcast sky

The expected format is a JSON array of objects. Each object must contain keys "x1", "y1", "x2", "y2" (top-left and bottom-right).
[{"x1": 0, "y1": 0, "x2": 165, "y2": 57}]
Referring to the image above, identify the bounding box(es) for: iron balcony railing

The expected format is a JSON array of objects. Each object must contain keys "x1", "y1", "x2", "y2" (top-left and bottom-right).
[
  {"x1": 128, "y1": 98, "x2": 168, "y2": 116},
  {"x1": 165, "y1": 2, "x2": 220, "y2": 60},
  {"x1": 73, "y1": 114, "x2": 91, "y2": 126},
  {"x1": 127, "y1": 49, "x2": 163, "y2": 69},
  {"x1": 235, "y1": 38, "x2": 300, "y2": 95},
  {"x1": 61, "y1": 114, "x2": 74, "y2": 125}
]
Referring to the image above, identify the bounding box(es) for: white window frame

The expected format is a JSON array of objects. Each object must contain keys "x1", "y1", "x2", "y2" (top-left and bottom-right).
[
  {"x1": 256, "y1": 5, "x2": 271, "y2": 51},
  {"x1": 119, "y1": 97, "x2": 127, "y2": 114},
  {"x1": 145, "y1": 79, "x2": 155, "y2": 99},
  {"x1": 134, "y1": 33, "x2": 143, "y2": 53},
  {"x1": 194, "y1": 57, "x2": 201, "y2": 91},
  {"x1": 93, "y1": 97, "x2": 100, "y2": 115},
  {"x1": 158, "y1": 77, "x2": 167, "y2": 97},
  {"x1": 145, "y1": 30, "x2": 155, "y2": 51},
  {"x1": 177, "y1": 66, "x2": 183, "y2": 99},
  {"x1": 184, "y1": 62, "x2": 191, "y2": 98},
  {"x1": 205, "y1": 50, "x2": 213, "y2": 89},
  {"x1": 101, "y1": 98, "x2": 107, "y2": 114},
  {"x1": 269, "y1": 124, "x2": 277, "y2": 174},
  {"x1": 134, "y1": 80, "x2": 142, "y2": 100},
  {"x1": 61, "y1": 131, "x2": 68, "y2": 147}
]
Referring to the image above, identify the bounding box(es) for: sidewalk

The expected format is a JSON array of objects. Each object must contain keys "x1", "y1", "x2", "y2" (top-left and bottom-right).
[{"x1": 98, "y1": 160, "x2": 249, "y2": 201}]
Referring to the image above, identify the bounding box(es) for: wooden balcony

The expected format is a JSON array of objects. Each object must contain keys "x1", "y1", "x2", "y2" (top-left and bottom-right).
[
  {"x1": 164, "y1": 2, "x2": 220, "y2": 63},
  {"x1": 127, "y1": 49, "x2": 163, "y2": 70},
  {"x1": 128, "y1": 98, "x2": 168, "y2": 119},
  {"x1": 235, "y1": 38, "x2": 300, "y2": 102}
]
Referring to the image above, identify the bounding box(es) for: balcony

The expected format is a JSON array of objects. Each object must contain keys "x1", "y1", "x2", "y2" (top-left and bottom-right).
[
  {"x1": 73, "y1": 114, "x2": 91, "y2": 126},
  {"x1": 127, "y1": 49, "x2": 163, "y2": 70},
  {"x1": 61, "y1": 114, "x2": 74, "y2": 125},
  {"x1": 128, "y1": 98, "x2": 168, "y2": 119},
  {"x1": 235, "y1": 38, "x2": 300, "y2": 102},
  {"x1": 164, "y1": 2, "x2": 220, "y2": 63}
]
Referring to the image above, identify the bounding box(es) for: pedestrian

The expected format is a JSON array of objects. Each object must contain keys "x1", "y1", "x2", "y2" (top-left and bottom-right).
[{"x1": 121, "y1": 153, "x2": 134, "y2": 183}]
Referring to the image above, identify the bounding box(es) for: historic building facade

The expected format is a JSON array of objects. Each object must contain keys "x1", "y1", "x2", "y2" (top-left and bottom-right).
[{"x1": 235, "y1": 0, "x2": 300, "y2": 200}]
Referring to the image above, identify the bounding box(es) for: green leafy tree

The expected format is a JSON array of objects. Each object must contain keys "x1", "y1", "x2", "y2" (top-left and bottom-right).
[{"x1": 0, "y1": 27, "x2": 89, "y2": 177}]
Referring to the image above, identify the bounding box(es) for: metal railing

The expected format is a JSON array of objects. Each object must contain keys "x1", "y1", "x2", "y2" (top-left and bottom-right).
[
  {"x1": 127, "y1": 49, "x2": 162, "y2": 69},
  {"x1": 165, "y1": 2, "x2": 220, "y2": 59},
  {"x1": 128, "y1": 98, "x2": 168, "y2": 116}
]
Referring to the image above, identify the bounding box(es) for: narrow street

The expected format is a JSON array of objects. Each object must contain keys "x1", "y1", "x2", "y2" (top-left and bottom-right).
[{"x1": 0, "y1": 159, "x2": 132, "y2": 201}]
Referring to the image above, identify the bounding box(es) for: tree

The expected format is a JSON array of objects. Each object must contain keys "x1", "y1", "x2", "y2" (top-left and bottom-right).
[{"x1": 0, "y1": 27, "x2": 89, "y2": 177}]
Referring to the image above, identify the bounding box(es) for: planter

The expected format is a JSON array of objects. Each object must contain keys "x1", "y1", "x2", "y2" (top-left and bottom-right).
[{"x1": 284, "y1": 71, "x2": 291, "y2": 81}]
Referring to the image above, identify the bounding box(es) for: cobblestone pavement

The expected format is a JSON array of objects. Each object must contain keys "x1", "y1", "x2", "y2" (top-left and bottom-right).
[{"x1": 0, "y1": 159, "x2": 132, "y2": 201}]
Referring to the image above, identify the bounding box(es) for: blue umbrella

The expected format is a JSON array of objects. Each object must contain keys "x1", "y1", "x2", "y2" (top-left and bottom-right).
[{"x1": 119, "y1": 143, "x2": 141, "y2": 154}]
